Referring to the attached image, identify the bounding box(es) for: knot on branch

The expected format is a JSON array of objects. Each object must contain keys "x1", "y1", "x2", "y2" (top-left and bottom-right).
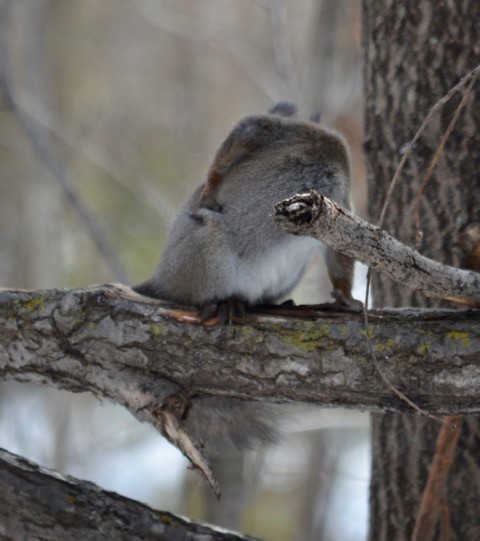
[
  {"x1": 273, "y1": 189, "x2": 323, "y2": 233},
  {"x1": 158, "y1": 393, "x2": 192, "y2": 421}
]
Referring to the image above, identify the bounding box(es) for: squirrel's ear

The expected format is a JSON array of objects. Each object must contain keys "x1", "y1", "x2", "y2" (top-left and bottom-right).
[
  {"x1": 195, "y1": 170, "x2": 223, "y2": 212},
  {"x1": 268, "y1": 102, "x2": 297, "y2": 117},
  {"x1": 195, "y1": 116, "x2": 266, "y2": 210}
]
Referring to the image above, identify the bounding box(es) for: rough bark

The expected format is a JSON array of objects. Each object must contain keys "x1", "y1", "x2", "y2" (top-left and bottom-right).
[
  {"x1": 0, "y1": 447, "x2": 258, "y2": 541},
  {"x1": 363, "y1": 1, "x2": 480, "y2": 539},
  {"x1": 274, "y1": 191, "x2": 480, "y2": 304},
  {"x1": 1, "y1": 285, "x2": 480, "y2": 417}
]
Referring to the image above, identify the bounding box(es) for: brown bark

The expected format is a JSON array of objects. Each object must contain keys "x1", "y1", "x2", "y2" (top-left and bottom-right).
[{"x1": 363, "y1": 0, "x2": 480, "y2": 539}]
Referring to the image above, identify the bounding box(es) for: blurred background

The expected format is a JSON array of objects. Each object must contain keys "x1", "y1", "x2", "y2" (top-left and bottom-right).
[{"x1": 0, "y1": 1, "x2": 369, "y2": 539}]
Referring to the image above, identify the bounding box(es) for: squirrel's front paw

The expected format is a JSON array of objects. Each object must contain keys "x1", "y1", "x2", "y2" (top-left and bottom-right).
[{"x1": 200, "y1": 296, "x2": 247, "y2": 325}]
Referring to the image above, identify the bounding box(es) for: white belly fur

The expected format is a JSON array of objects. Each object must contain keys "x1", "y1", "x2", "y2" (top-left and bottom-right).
[{"x1": 233, "y1": 237, "x2": 322, "y2": 302}]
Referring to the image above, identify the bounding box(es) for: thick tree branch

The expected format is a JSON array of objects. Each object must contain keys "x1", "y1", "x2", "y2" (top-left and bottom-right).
[
  {"x1": 1, "y1": 285, "x2": 479, "y2": 418},
  {"x1": 273, "y1": 191, "x2": 480, "y2": 304},
  {"x1": 0, "y1": 447, "x2": 258, "y2": 541}
]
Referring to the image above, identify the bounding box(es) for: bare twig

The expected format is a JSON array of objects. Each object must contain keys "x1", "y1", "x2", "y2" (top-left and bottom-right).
[
  {"x1": 0, "y1": 11, "x2": 128, "y2": 282},
  {"x1": 410, "y1": 416, "x2": 463, "y2": 541},
  {"x1": 413, "y1": 70, "x2": 480, "y2": 247},
  {"x1": 377, "y1": 63, "x2": 480, "y2": 229}
]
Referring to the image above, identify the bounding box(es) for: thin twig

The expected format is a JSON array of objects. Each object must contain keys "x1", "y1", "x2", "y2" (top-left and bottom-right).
[
  {"x1": 362, "y1": 277, "x2": 442, "y2": 422},
  {"x1": 377, "y1": 63, "x2": 480, "y2": 228},
  {"x1": 410, "y1": 416, "x2": 463, "y2": 541},
  {"x1": 414, "y1": 70, "x2": 480, "y2": 247}
]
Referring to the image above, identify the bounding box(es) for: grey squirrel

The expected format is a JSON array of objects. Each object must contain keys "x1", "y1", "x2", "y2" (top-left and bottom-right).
[
  {"x1": 134, "y1": 103, "x2": 356, "y2": 451},
  {"x1": 135, "y1": 103, "x2": 356, "y2": 321}
]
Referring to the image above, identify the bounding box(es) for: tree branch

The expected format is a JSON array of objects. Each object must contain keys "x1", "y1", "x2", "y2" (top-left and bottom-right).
[
  {"x1": 0, "y1": 447, "x2": 258, "y2": 541},
  {"x1": 1, "y1": 285, "x2": 479, "y2": 418},
  {"x1": 273, "y1": 191, "x2": 480, "y2": 304}
]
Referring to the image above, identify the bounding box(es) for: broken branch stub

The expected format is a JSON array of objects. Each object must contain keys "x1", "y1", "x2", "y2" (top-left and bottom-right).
[{"x1": 273, "y1": 190, "x2": 480, "y2": 304}]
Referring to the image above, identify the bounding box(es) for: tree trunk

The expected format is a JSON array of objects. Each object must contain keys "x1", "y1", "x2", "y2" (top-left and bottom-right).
[{"x1": 363, "y1": 1, "x2": 480, "y2": 539}]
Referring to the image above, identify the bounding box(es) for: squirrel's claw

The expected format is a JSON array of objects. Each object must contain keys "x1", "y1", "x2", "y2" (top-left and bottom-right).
[{"x1": 200, "y1": 297, "x2": 247, "y2": 325}]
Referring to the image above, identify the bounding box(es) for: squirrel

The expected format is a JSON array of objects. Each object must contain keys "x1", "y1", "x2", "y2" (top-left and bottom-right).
[
  {"x1": 134, "y1": 103, "x2": 356, "y2": 452},
  {"x1": 135, "y1": 102, "x2": 356, "y2": 321}
]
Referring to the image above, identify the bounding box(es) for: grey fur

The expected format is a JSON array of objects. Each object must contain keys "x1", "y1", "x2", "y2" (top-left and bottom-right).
[{"x1": 137, "y1": 108, "x2": 351, "y2": 306}]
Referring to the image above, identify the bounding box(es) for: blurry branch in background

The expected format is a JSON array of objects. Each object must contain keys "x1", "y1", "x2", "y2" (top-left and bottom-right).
[
  {"x1": 132, "y1": 0, "x2": 283, "y2": 102},
  {"x1": 307, "y1": 0, "x2": 362, "y2": 116},
  {"x1": 267, "y1": 0, "x2": 301, "y2": 101},
  {"x1": 0, "y1": 9, "x2": 129, "y2": 283},
  {"x1": 0, "y1": 448, "x2": 255, "y2": 541},
  {"x1": 17, "y1": 105, "x2": 173, "y2": 226}
]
